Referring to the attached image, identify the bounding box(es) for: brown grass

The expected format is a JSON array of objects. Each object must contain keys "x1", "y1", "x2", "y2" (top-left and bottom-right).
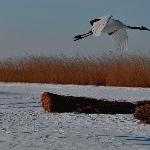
[{"x1": 0, "y1": 55, "x2": 149, "y2": 87}]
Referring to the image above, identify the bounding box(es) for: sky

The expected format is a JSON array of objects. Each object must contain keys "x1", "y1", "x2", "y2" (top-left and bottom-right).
[{"x1": 0, "y1": 0, "x2": 150, "y2": 58}]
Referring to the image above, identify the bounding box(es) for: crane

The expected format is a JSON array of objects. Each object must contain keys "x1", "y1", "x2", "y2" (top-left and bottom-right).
[{"x1": 73, "y1": 15, "x2": 150, "y2": 51}]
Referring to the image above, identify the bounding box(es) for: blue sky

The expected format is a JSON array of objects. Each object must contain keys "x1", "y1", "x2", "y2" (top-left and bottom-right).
[{"x1": 0, "y1": 0, "x2": 150, "y2": 58}]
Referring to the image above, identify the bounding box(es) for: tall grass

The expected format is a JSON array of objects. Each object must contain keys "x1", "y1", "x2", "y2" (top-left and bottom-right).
[{"x1": 0, "y1": 55, "x2": 149, "y2": 87}]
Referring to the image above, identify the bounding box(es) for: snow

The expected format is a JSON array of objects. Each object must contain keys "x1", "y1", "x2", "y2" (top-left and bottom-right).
[{"x1": 0, "y1": 82, "x2": 150, "y2": 150}]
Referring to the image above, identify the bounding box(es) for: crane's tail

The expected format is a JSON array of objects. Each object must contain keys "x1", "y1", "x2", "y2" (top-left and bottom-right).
[{"x1": 73, "y1": 31, "x2": 93, "y2": 41}]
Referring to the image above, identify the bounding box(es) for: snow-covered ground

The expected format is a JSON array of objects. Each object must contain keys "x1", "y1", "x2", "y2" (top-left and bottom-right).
[{"x1": 0, "y1": 83, "x2": 150, "y2": 150}]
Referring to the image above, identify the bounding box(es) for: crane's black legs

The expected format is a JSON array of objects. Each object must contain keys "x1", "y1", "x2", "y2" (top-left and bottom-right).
[
  {"x1": 127, "y1": 26, "x2": 150, "y2": 31},
  {"x1": 73, "y1": 30, "x2": 93, "y2": 41}
]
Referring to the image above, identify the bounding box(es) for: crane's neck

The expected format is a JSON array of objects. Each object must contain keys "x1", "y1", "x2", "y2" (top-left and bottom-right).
[{"x1": 127, "y1": 25, "x2": 150, "y2": 31}]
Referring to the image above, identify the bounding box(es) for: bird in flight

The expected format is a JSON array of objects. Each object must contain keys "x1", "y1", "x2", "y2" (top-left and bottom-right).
[{"x1": 73, "y1": 15, "x2": 150, "y2": 51}]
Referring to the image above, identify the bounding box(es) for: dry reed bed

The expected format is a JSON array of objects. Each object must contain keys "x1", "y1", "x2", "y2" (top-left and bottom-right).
[{"x1": 0, "y1": 55, "x2": 149, "y2": 87}]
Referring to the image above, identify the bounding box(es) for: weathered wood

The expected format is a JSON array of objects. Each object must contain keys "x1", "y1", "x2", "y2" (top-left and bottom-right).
[
  {"x1": 134, "y1": 104, "x2": 150, "y2": 124},
  {"x1": 41, "y1": 92, "x2": 137, "y2": 114},
  {"x1": 134, "y1": 101, "x2": 150, "y2": 107}
]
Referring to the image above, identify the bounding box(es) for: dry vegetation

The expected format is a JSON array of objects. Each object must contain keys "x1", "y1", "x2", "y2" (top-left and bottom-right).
[{"x1": 0, "y1": 55, "x2": 149, "y2": 87}]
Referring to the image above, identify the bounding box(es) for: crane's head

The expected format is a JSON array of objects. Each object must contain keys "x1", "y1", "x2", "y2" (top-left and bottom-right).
[{"x1": 140, "y1": 26, "x2": 150, "y2": 31}]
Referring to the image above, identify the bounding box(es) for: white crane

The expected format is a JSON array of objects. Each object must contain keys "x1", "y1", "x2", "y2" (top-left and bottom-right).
[{"x1": 73, "y1": 15, "x2": 150, "y2": 51}]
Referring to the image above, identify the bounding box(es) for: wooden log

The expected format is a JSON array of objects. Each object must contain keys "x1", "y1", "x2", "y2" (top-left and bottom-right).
[
  {"x1": 134, "y1": 104, "x2": 150, "y2": 124},
  {"x1": 41, "y1": 92, "x2": 137, "y2": 114},
  {"x1": 134, "y1": 101, "x2": 150, "y2": 107}
]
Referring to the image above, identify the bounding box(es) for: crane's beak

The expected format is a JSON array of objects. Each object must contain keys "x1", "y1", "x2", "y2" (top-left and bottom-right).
[{"x1": 141, "y1": 26, "x2": 150, "y2": 31}]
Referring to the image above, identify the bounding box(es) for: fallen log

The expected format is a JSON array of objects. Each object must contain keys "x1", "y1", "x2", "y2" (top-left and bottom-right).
[
  {"x1": 134, "y1": 104, "x2": 150, "y2": 124},
  {"x1": 134, "y1": 101, "x2": 150, "y2": 107},
  {"x1": 41, "y1": 92, "x2": 137, "y2": 114}
]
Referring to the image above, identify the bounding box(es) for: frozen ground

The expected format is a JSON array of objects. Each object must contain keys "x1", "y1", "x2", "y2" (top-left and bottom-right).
[{"x1": 0, "y1": 83, "x2": 150, "y2": 150}]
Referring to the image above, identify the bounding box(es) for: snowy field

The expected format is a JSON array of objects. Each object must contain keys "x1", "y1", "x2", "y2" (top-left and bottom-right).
[{"x1": 0, "y1": 83, "x2": 150, "y2": 150}]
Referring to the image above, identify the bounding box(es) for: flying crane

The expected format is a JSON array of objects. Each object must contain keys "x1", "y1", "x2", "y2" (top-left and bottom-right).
[{"x1": 74, "y1": 15, "x2": 150, "y2": 51}]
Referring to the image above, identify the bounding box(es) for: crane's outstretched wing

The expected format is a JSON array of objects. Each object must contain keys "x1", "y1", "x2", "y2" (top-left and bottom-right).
[
  {"x1": 109, "y1": 28, "x2": 128, "y2": 51},
  {"x1": 92, "y1": 16, "x2": 111, "y2": 37}
]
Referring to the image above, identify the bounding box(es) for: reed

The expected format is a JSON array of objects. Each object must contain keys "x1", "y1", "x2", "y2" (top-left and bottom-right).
[{"x1": 0, "y1": 55, "x2": 149, "y2": 87}]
